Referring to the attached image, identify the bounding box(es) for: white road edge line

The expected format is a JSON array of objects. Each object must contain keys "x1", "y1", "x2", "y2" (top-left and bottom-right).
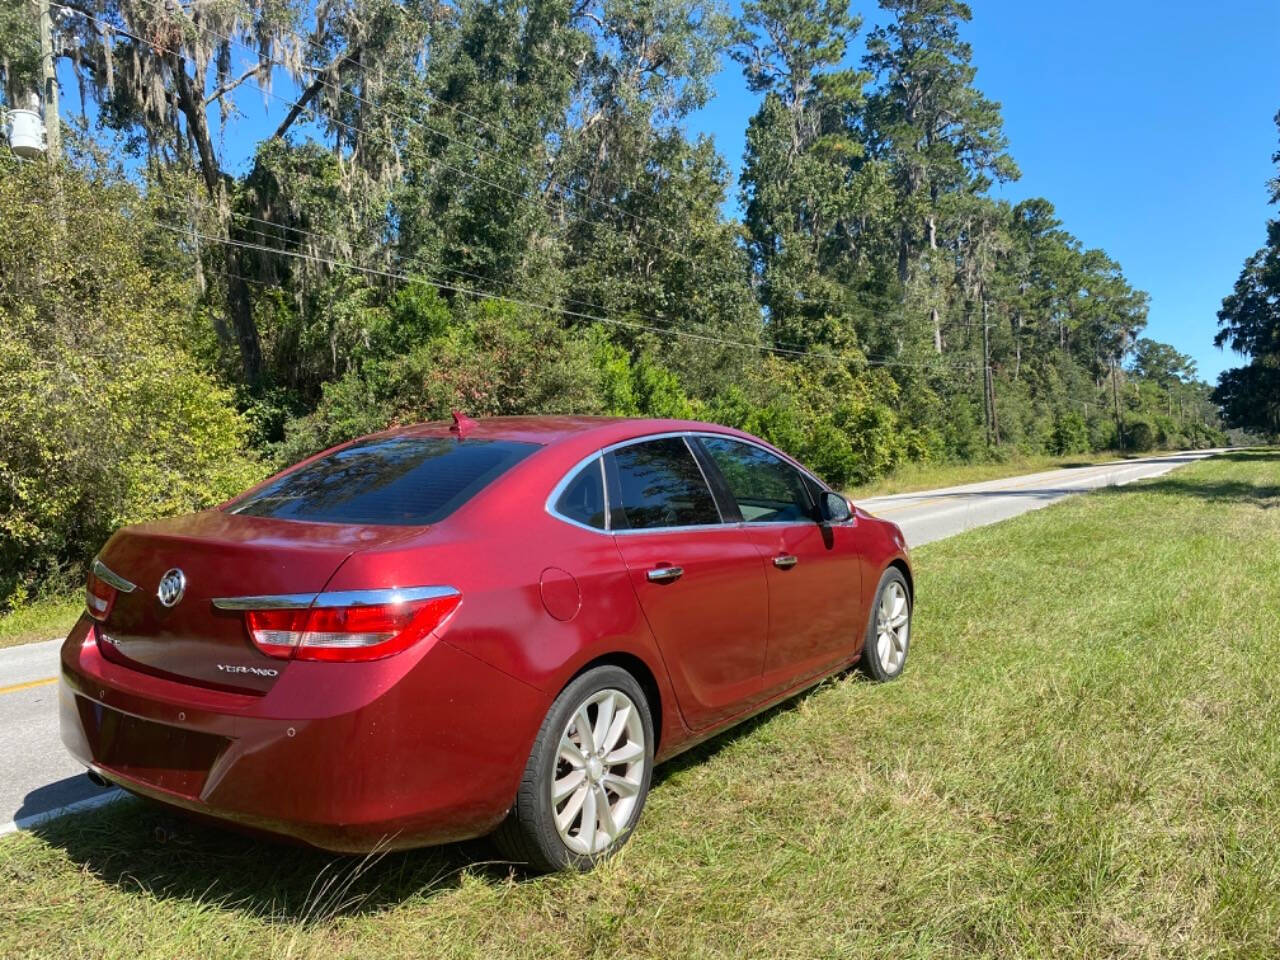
[{"x1": 0, "y1": 788, "x2": 124, "y2": 838}]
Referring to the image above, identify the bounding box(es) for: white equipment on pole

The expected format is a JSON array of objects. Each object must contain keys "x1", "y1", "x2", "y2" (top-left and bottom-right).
[{"x1": 5, "y1": 108, "x2": 47, "y2": 158}]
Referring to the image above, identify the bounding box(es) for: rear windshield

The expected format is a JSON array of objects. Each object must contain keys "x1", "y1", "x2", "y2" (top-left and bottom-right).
[{"x1": 228, "y1": 435, "x2": 538, "y2": 525}]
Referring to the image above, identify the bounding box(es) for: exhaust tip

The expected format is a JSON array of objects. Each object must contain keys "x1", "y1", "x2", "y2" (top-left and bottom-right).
[{"x1": 86, "y1": 770, "x2": 110, "y2": 788}]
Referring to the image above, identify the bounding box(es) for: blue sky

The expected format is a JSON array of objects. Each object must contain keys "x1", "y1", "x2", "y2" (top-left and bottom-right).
[
  {"x1": 51, "y1": 0, "x2": 1278, "y2": 382},
  {"x1": 689, "y1": 0, "x2": 1280, "y2": 381}
]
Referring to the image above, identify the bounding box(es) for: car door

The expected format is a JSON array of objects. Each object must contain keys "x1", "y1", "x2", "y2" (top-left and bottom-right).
[
  {"x1": 606, "y1": 436, "x2": 770, "y2": 731},
  {"x1": 694, "y1": 436, "x2": 862, "y2": 695}
]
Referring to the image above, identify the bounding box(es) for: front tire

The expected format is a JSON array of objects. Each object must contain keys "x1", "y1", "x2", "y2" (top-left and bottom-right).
[
  {"x1": 860, "y1": 568, "x2": 911, "y2": 682},
  {"x1": 495, "y1": 665, "x2": 654, "y2": 872}
]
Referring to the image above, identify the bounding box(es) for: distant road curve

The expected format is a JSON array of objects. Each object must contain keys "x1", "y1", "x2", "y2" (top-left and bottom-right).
[
  {"x1": 856, "y1": 448, "x2": 1226, "y2": 547},
  {"x1": 0, "y1": 448, "x2": 1224, "y2": 832}
]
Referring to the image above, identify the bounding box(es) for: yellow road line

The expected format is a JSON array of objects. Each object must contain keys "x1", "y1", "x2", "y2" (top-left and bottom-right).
[{"x1": 0, "y1": 676, "x2": 57, "y2": 696}]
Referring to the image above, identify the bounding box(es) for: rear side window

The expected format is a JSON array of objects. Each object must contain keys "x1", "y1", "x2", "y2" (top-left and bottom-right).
[
  {"x1": 699, "y1": 436, "x2": 815, "y2": 524},
  {"x1": 229, "y1": 436, "x2": 537, "y2": 525},
  {"x1": 554, "y1": 459, "x2": 606, "y2": 529},
  {"x1": 606, "y1": 438, "x2": 720, "y2": 530}
]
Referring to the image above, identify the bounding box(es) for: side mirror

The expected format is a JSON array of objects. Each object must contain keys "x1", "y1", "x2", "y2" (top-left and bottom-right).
[{"x1": 820, "y1": 491, "x2": 852, "y2": 524}]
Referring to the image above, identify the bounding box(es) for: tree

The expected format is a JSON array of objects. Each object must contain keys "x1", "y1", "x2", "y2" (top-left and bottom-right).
[
  {"x1": 1213, "y1": 111, "x2": 1280, "y2": 436},
  {"x1": 53, "y1": 0, "x2": 417, "y2": 383},
  {"x1": 735, "y1": 0, "x2": 882, "y2": 352},
  {"x1": 862, "y1": 0, "x2": 1018, "y2": 353}
]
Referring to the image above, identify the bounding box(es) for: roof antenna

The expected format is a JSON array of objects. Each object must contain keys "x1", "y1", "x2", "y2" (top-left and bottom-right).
[{"x1": 450, "y1": 410, "x2": 477, "y2": 438}]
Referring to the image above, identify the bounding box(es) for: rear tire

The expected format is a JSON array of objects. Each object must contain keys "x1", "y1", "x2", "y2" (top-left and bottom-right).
[
  {"x1": 494, "y1": 665, "x2": 654, "y2": 872},
  {"x1": 860, "y1": 568, "x2": 911, "y2": 682}
]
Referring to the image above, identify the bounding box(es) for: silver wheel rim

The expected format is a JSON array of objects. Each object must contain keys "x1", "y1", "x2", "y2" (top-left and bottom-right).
[
  {"x1": 553, "y1": 688, "x2": 646, "y2": 856},
  {"x1": 875, "y1": 581, "x2": 910, "y2": 673}
]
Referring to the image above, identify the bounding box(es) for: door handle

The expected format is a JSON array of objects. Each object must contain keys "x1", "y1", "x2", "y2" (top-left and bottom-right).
[
  {"x1": 772, "y1": 554, "x2": 798, "y2": 570},
  {"x1": 646, "y1": 565, "x2": 684, "y2": 583}
]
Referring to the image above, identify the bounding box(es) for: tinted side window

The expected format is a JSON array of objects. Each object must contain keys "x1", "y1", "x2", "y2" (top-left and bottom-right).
[
  {"x1": 554, "y1": 459, "x2": 606, "y2": 529},
  {"x1": 700, "y1": 437, "x2": 814, "y2": 524},
  {"x1": 229, "y1": 436, "x2": 537, "y2": 525},
  {"x1": 606, "y1": 438, "x2": 721, "y2": 530}
]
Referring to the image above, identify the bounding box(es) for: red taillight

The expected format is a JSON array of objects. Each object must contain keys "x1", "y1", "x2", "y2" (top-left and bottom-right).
[
  {"x1": 85, "y1": 569, "x2": 117, "y2": 622},
  {"x1": 245, "y1": 593, "x2": 461, "y2": 662}
]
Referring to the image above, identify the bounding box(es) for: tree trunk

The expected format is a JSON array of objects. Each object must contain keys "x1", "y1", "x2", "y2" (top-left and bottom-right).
[
  {"x1": 1111, "y1": 361, "x2": 1126, "y2": 450},
  {"x1": 927, "y1": 215, "x2": 941, "y2": 353},
  {"x1": 982, "y1": 299, "x2": 999, "y2": 445},
  {"x1": 170, "y1": 51, "x2": 264, "y2": 385}
]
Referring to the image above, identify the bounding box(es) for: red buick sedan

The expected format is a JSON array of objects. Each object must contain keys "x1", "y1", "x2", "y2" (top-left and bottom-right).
[{"x1": 60, "y1": 416, "x2": 912, "y2": 871}]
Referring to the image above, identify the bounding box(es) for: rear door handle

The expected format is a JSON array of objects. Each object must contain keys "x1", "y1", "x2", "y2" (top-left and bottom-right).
[
  {"x1": 646, "y1": 565, "x2": 684, "y2": 583},
  {"x1": 772, "y1": 554, "x2": 798, "y2": 570}
]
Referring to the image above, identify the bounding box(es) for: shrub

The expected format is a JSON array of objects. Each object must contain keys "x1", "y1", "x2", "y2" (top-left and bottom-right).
[
  {"x1": 1049, "y1": 411, "x2": 1090, "y2": 455},
  {"x1": 0, "y1": 165, "x2": 261, "y2": 606},
  {"x1": 1125, "y1": 419, "x2": 1156, "y2": 453}
]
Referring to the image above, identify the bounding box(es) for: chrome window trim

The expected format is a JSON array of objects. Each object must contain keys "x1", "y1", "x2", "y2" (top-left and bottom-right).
[
  {"x1": 544, "y1": 450, "x2": 609, "y2": 534},
  {"x1": 212, "y1": 585, "x2": 459, "y2": 612},
  {"x1": 544, "y1": 429, "x2": 852, "y2": 536},
  {"x1": 92, "y1": 559, "x2": 137, "y2": 593}
]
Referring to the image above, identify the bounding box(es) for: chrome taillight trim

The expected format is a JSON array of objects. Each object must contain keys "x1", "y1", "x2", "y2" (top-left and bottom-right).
[
  {"x1": 92, "y1": 559, "x2": 137, "y2": 593},
  {"x1": 212, "y1": 592, "x2": 315, "y2": 611},
  {"x1": 212, "y1": 585, "x2": 459, "y2": 612}
]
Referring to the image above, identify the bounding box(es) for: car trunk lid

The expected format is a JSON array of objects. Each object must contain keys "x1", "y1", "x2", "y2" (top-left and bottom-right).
[{"x1": 93, "y1": 511, "x2": 419, "y2": 694}]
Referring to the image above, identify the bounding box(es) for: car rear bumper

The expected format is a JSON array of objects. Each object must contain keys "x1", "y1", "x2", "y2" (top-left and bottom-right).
[{"x1": 59, "y1": 615, "x2": 546, "y2": 852}]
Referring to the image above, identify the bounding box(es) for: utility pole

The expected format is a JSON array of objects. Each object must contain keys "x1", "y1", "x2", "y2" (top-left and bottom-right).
[
  {"x1": 981, "y1": 322, "x2": 991, "y2": 447},
  {"x1": 981, "y1": 307, "x2": 1000, "y2": 447},
  {"x1": 37, "y1": 0, "x2": 60, "y2": 161},
  {"x1": 1111, "y1": 359, "x2": 1126, "y2": 451}
]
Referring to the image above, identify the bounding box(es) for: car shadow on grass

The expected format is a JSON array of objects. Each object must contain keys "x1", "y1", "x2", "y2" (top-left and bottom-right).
[
  {"x1": 25, "y1": 676, "x2": 843, "y2": 924},
  {"x1": 26, "y1": 798, "x2": 507, "y2": 924}
]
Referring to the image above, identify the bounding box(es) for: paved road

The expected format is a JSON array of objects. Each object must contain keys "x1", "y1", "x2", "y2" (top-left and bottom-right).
[
  {"x1": 856, "y1": 449, "x2": 1225, "y2": 547},
  {"x1": 0, "y1": 447, "x2": 1223, "y2": 832},
  {"x1": 0, "y1": 638, "x2": 115, "y2": 833}
]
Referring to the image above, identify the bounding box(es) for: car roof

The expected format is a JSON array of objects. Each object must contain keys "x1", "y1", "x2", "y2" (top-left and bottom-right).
[{"x1": 388, "y1": 415, "x2": 756, "y2": 448}]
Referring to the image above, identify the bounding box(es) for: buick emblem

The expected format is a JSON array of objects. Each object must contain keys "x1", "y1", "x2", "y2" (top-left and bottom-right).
[{"x1": 156, "y1": 568, "x2": 187, "y2": 608}]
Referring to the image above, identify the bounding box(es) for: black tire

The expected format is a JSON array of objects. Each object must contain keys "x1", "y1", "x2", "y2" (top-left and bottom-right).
[
  {"x1": 859, "y1": 567, "x2": 912, "y2": 682},
  {"x1": 494, "y1": 665, "x2": 655, "y2": 872}
]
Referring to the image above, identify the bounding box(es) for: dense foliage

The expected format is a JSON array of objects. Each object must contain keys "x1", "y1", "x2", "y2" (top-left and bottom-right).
[
  {"x1": 1213, "y1": 112, "x2": 1280, "y2": 438},
  {"x1": 0, "y1": 163, "x2": 261, "y2": 605},
  {"x1": 2, "y1": 0, "x2": 1226, "y2": 605}
]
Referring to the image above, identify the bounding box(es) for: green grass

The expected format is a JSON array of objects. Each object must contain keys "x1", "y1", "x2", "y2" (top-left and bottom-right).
[
  {"x1": 0, "y1": 592, "x2": 81, "y2": 650},
  {"x1": 845, "y1": 449, "x2": 1135, "y2": 499},
  {"x1": 2, "y1": 450, "x2": 1279, "y2": 958}
]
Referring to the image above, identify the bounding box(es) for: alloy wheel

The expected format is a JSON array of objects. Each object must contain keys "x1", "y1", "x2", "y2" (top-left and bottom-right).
[
  {"x1": 553, "y1": 688, "x2": 646, "y2": 856},
  {"x1": 875, "y1": 581, "x2": 910, "y2": 673}
]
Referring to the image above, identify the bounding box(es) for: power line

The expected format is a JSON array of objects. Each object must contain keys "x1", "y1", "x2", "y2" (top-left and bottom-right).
[
  {"x1": 0, "y1": 145, "x2": 976, "y2": 374},
  {"x1": 153, "y1": 218, "x2": 978, "y2": 373},
  {"x1": 56, "y1": 2, "x2": 905, "y2": 320},
  {"x1": 133, "y1": 166, "x2": 964, "y2": 370}
]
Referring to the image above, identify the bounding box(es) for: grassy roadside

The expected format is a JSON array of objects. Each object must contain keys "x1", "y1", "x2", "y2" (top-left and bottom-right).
[
  {"x1": 1, "y1": 450, "x2": 1278, "y2": 958},
  {"x1": 0, "y1": 593, "x2": 81, "y2": 651},
  {"x1": 845, "y1": 449, "x2": 1135, "y2": 499}
]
